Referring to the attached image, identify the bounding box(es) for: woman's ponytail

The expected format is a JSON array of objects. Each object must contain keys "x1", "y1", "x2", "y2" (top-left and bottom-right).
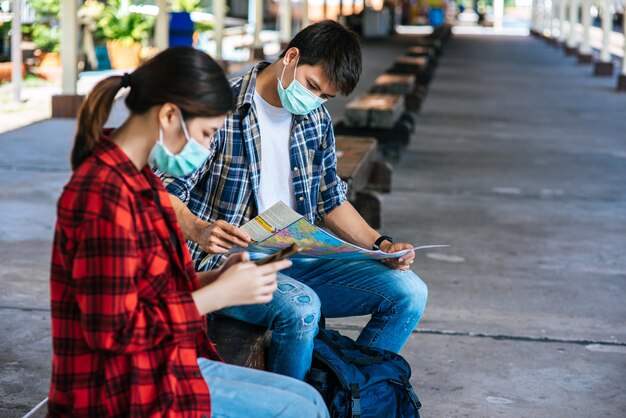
[{"x1": 71, "y1": 76, "x2": 124, "y2": 170}]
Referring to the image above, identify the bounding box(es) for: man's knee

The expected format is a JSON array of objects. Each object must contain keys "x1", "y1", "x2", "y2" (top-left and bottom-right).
[
  {"x1": 272, "y1": 283, "x2": 321, "y2": 332},
  {"x1": 387, "y1": 270, "x2": 428, "y2": 317}
]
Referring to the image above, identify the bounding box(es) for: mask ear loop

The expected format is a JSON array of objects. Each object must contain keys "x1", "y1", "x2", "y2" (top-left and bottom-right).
[
  {"x1": 279, "y1": 54, "x2": 300, "y2": 88},
  {"x1": 177, "y1": 109, "x2": 192, "y2": 143}
]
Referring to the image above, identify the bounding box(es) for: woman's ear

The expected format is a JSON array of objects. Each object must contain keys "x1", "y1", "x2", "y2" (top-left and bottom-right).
[{"x1": 157, "y1": 103, "x2": 179, "y2": 130}]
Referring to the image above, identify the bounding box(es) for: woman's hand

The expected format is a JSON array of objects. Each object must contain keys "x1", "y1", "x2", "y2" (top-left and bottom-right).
[{"x1": 192, "y1": 254, "x2": 291, "y2": 315}]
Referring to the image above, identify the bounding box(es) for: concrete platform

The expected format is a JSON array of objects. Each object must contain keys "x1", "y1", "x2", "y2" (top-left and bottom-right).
[{"x1": 2, "y1": 34, "x2": 626, "y2": 417}]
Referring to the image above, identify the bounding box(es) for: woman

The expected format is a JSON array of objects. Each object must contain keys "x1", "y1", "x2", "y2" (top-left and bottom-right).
[{"x1": 48, "y1": 47, "x2": 329, "y2": 418}]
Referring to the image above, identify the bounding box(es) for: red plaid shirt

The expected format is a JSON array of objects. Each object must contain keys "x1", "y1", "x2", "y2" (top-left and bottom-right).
[{"x1": 48, "y1": 136, "x2": 220, "y2": 418}]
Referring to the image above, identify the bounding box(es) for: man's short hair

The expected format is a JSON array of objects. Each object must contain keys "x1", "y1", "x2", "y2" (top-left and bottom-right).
[{"x1": 280, "y1": 20, "x2": 362, "y2": 96}]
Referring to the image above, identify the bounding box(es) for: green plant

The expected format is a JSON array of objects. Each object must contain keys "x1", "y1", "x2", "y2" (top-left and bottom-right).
[
  {"x1": 194, "y1": 21, "x2": 213, "y2": 33},
  {"x1": 22, "y1": 0, "x2": 60, "y2": 52},
  {"x1": 98, "y1": 0, "x2": 153, "y2": 45},
  {"x1": 172, "y1": 0, "x2": 203, "y2": 13},
  {"x1": 25, "y1": 23, "x2": 60, "y2": 52}
]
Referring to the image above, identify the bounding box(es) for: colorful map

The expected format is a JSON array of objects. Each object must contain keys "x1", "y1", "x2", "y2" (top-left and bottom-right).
[{"x1": 240, "y1": 215, "x2": 447, "y2": 261}]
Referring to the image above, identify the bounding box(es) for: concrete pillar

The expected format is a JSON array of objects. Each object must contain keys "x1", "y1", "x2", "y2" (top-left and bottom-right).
[
  {"x1": 558, "y1": 0, "x2": 567, "y2": 43},
  {"x1": 280, "y1": 0, "x2": 292, "y2": 44},
  {"x1": 536, "y1": 0, "x2": 544, "y2": 33},
  {"x1": 593, "y1": 0, "x2": 614, "y2": 75},
  {"x1": 618, "y1": 1, "x2": 626, "y2": 90},
  {"x1": 493, "y1": 0, "x2": 502, "y2": 29},
  {"x1": 546, "y1": 0, "x2": 554, "y2": 37},
  {"x1": 578, "y1": 0, "x2": 593, "y2": 63},
  {"x1": 564, "y1": 0, "x2": 579, "y2": 54},
  {"x1": 214, "y1": 0, "x2": 226, "y2": 60},
  {"x1": 61, "y1": 0, "x2": 78, "y2": 95},
  {"x1": 531, "y1": 0, "x2": 539, "y2": 33},
  {"x1": 551, "y1": 0, "x2": 560, "y2": 42},
  {"x1": 155, "y1": 0, "x2": 169, "y2": 51},
  {"x1": 248, "y1": 0, "x2": 264, "y2": 59},
  {"x1": 302, "y1": 0, "x2": 309, "y2": 28},
  {"x1": 11, "y1": 0, "x2": 21, "y2": 102}
]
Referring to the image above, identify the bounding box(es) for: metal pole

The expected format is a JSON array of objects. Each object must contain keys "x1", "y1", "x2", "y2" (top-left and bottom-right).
[
  {"x1": 622, "y1": 0, "x2": 626, "y2": 76},
  {"x1": 214, "y1": 0, "x2": 225, "y2": 59},
  {"x1": 599, "y1": 0, "x2": 611, "y2": 63},
  {"x1": 61, "y1": 0, "x2": 78, "y2": 95},
  {"x1": 302, "y1": 0, "x2": 309, "y2": 28},
  {"x1": 494, "y1": 0, "x2": 504, "y2": 29},
  {"x1": 579, "y1": 0, "x2": 592, "y2": 54},
  {"x1": 253, "y1": 0, "x2": 263, "y2": 47},
  {"x1": 558, "y1": 0, "x2": 567, "y2": 42},
  {"x1": 531, "y1": 0, "x2": 539, "y2": 32},
  {"x1": 550, "y1": 0, "x2": 563, "y2": 40},
  {"x1": 536, "y1": 0, "x2": 546, "y2": 35},
  {"x1": 566, "y1": 0, "x2": 579, "y2": 48},
  {"x1": 11, "y1": 0, "x2": 21, "y2": 102},
  {"x1": 546, "y1": 0, "x2": 554, "y2": 36},
  {"x1": 155, "y1": 0, "x2": 169, "y2": 51},
  {"x1": 280, "y1": 0, "x2": 292, "y2": 43}
]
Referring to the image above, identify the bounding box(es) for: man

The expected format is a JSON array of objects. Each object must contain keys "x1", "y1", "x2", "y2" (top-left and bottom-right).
[{"x1": 160, "y1": 20, "x2": 428, "y2": 381}]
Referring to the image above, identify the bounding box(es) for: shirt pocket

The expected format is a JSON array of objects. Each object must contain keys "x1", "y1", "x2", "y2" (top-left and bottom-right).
[{"x1": 137, "y1": 244, "x2": 175, "y2": 298}]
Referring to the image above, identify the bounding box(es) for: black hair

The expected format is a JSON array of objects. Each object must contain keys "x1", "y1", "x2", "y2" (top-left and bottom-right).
[
  {"x1": 72, "y1": 47, "x2": 234, "y2": 170},
  {"x1": 279, "y1": 20, "x2": 362, "y2": 96}
]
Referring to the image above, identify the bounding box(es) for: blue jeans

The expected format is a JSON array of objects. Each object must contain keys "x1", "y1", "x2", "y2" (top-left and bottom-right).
[
  {"x1": 218, "y1": 257, "x2": 428, "y2": 380},
  {"x1": 197, "y1": 357, "x2": 329, "y2": 418}
]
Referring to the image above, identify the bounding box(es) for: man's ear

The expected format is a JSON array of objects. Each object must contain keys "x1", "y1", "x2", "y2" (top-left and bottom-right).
[{"x1": 282, "y1": 47, "x2": 300, "y2": 66}]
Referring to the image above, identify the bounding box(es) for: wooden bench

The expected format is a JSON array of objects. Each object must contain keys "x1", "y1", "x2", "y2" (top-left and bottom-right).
[
  {"x1": 370, "y1": 73, "x2": 426, "y2": 112},
  {"x1": 208, "y1": 315, "x2": 271, "y2": 370},
  {"x1": 387, "y1": 55, "x2": 434, "y2": 85},
  {"x1": 344, "y1": 93, "x2": 405, "y2": 129},
  {"x1": 336, "y1": 135, "x2": 392, "y2": 228},
  {"x1": 335, "y1": 93, "x2": 414, "y2": 161}
]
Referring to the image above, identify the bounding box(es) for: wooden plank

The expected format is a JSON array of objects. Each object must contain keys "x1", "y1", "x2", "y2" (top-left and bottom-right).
[
  {"x1": 371, "y1": 73, "x2": 416, "y2": 95},
  {"x1": 208, "y1": 315, "x2": 271, "y2": 370},
  {"x1": 335, "y1": 136, "x2": 378, "y2": 199},
  {"x1": 344, "y1": 94, "x2": 404, "y2": 129}
]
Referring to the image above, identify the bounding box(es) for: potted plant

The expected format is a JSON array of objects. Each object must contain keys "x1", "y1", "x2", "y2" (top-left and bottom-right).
[
  {"x1": 170, "y1": 0, "x2": 202, "y2": 47},
  {"x1": 98, "y1": 0, "x2": 153, "y2": 69},
  {"x1": 21, "y1": 0, "x2": 60, "y2": 72}
]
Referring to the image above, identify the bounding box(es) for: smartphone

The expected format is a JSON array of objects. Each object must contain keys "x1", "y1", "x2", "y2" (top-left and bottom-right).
[{"x1": 254, "y1": 244, "x2": 303, "y2": 266}]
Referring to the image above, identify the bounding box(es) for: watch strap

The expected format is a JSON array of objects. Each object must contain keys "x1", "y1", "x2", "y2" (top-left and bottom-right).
[{"x1": 372, "y1": 235, "x2": 395, "y2": 251}]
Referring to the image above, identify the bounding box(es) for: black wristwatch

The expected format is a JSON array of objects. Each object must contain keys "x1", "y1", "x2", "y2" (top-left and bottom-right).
[{"x1": 372, "y1": 235, "x2": 395, "y2": 251}]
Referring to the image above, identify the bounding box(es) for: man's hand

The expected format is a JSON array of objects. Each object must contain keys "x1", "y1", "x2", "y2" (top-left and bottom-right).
[
  {"x1": 380, "y1": 241, "x2": 415, "y2": 271},
  {"x1": 196, "y1": 219, "x2": 251, "y2": 254}
]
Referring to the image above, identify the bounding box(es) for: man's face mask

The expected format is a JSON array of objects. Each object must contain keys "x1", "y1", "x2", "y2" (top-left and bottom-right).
[
  {"x1": 277, "y1": 57, "x2": 327, "y2": 115},
  {"x1": 149, "y1": 109, "x2": 210, "y2": 177}
]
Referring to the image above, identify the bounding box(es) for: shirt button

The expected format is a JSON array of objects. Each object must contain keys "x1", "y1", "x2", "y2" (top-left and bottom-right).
[
  {"x1": 293, "y1": 166, "x2": 299, "y2": 172},
  {"x1": 299, "y1": 196, "x2": 304, "y2": 202},
  {"x1": 194, "y1": 371, "x2": 201, "y2": 378}
]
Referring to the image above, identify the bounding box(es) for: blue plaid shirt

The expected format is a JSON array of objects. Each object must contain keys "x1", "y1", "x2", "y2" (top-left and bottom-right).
[{"x1": 160, "y1": 61, "x2": 348, "y2": 270}]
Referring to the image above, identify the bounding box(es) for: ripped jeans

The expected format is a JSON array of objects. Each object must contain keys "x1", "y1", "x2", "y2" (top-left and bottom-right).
[{"x1": 217, "y1": 256, "x2": 428, "y2": 380}]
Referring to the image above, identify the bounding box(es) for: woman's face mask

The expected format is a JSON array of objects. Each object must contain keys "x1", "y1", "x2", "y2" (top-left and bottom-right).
[
  {"x1": 149, "y1": 109, "x2": 210, "y2": 177},
  {"x1": 277, "y1": 57, "x2": 327, "y2": 115}
]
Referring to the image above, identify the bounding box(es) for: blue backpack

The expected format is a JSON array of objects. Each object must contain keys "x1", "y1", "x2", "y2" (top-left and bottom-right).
[{"x1": 307, "y1": 329, "x2": 422, "y2": 418}]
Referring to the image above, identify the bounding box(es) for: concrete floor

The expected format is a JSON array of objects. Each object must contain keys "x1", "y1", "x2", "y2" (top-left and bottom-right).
[{"x1": 1, "y1": 35, "x2": 626, "y2": 417}]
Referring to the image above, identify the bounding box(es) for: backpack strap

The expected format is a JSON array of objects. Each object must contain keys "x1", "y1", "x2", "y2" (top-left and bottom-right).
[
  {"x1": 350, "y1": 383, "x2": 361, "y2": 418},
  {"x1": 317, "y1": 330, "x2": 385, "y2": 366},
  {"x1": 400, "y1": 375, "x2": 422, "y2": 413}
]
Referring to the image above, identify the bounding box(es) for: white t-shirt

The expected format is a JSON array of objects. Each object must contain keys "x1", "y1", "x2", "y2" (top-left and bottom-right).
[{"x1": 253, "y1": 91, "x2": 296, "y2": 212}]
